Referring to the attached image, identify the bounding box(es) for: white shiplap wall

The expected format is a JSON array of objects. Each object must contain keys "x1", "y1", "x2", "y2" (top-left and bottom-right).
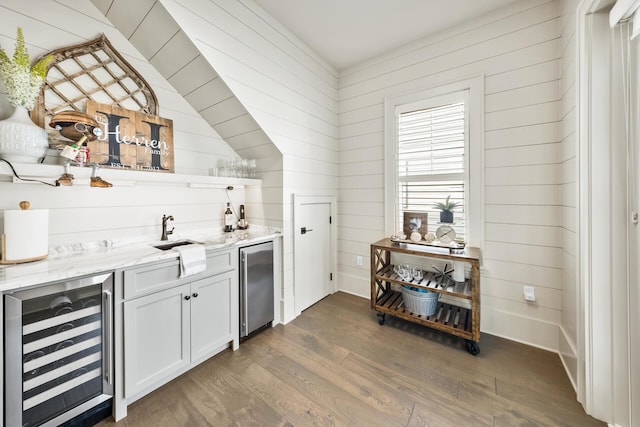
[
  {"x1": 559, "y1": 0, "x2": 580, "y2": 389},
  {"x1": 1, "y1": 0, "x2": 578, "y2": 355},
  {"x1": 157, "y1": 0, "x2": 338, "y2": 322},
  {"x1": 337, "y1": 0, "x2": 564, "y2": 350},
  {"x1": 89, "y1": 0, "x2": 282, "y2": 232},
  {"x1": 0, "y1": 0, "x2": 244, "y2": 245}
]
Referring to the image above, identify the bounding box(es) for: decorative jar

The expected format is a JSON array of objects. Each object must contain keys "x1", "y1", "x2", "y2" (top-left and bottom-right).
[{"x1": 0, "y1": 106, "x2": 48, "y2": 163}]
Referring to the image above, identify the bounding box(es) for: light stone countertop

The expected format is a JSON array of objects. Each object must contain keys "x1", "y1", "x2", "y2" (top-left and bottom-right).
[{"x1": 0, "y1": 226, "x2": 281, "y2": 292}]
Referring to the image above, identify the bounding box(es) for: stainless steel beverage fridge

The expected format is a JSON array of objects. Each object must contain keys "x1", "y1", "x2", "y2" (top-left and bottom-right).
[
  {"x1": 239, "y1": 241, "x2": 274, "y2": 338},
  {"x1": 4, "y1": 272, "x2": 114, "y2": 426}
]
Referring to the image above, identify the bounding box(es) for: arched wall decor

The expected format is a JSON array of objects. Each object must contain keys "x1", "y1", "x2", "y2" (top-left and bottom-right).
[{"x1": 31, "y1": 34, "x2": 158, "y2": 131}]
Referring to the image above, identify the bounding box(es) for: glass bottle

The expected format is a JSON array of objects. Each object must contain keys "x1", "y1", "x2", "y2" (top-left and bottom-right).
[{"x1": 224, "y1": 202, "x2": 234, "y2": 232}]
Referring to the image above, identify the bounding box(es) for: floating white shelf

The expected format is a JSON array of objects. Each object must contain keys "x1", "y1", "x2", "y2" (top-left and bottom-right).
[{"x1": 0, "y1": 162, "x2": 262, "y2": 188}]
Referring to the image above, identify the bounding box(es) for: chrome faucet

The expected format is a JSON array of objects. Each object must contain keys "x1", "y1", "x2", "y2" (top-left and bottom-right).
[{"x1": 161, "y1": 214, "x2": 174, "y2": 240}]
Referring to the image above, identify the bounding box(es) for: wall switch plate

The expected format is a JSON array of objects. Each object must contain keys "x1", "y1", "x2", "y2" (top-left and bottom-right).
[
  {"x1": 356, "y1": 255, "x2": 363, "y2": 266},
  {"x1": 523, "y1": 285, "x2": 536, "y2": 302}
]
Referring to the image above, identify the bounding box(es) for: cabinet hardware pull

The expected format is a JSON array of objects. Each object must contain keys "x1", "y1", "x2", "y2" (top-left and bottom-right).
[
  {"x1": 103, "y1": 289, "x2": 113, "y2": 385},
  {"x1": 192, "y1": 293, "x2": 198, "y2": 298},
  {"x1": 184, "y1": 295, "x2": 191, "y2": 301}
]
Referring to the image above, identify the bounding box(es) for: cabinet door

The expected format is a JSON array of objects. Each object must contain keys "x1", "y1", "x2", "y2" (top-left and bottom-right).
[
  {"x1": 124, "y1": 283, "x2": 190, "y2": 398},
  {"x1": 190, "y1": 271, "x2": 235, "y2": 362}
]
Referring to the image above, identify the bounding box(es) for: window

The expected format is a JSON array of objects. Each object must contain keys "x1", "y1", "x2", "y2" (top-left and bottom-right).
[
  {"x1": 384, "y1": 77, "x2": 483, "y2": 246},
  {"x1": 397, "y1": 99, "x2": 466, "y2": 238}
]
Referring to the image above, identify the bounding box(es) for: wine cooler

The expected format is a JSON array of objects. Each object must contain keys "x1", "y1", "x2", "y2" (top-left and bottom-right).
[{"x1": 4, "y1": 272, "x2": 114, "y2": 427}]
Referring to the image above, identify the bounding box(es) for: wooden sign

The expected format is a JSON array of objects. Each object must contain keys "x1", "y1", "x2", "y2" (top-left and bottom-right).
[{"x1": 85, "y1": 101, "x2": 174, "y2": 172}]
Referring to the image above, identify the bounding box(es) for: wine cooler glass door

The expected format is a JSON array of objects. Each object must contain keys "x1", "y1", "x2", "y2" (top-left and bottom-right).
[{"x1": 4, "y1": 272, "x2": 113, "y2": 427}]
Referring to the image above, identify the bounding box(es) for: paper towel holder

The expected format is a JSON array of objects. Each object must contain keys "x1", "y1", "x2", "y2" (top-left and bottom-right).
[{"x1": 1, "y1": 201, "x2": 49, "y2": 265}]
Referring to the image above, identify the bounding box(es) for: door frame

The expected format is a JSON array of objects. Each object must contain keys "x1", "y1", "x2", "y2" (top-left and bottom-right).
[
  {"x1": 577, "y1": 0, "x2": 635, "y2": 424},
  {"x1": 293, "y1": 194, "x2": 337, "y2": 317}
]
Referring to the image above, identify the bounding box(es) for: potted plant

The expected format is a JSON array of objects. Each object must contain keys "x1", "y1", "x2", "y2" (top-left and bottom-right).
[
  {"x1": 0, "y1": 27, "x2": 52, "y2": 163},
  {"x1": 433, "y1": 195, "x2": 460, "y2": 223}
]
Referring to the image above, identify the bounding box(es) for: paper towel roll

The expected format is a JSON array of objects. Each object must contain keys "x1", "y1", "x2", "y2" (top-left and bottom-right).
[{"x1": 2, "y1": 208, "x2": 48, "y2": 263}]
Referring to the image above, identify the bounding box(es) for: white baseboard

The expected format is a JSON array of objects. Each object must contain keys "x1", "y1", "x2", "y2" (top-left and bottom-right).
[
  {"x1": 481, "y1": 308, "x2": 559, "y2": 352},
  {"x1": 280, "y1": 295, "x2": 295, "y2": 324},
  {"x1": 559, "y1": 325, "x2": 578, "y2": 392},
  {"x1": 338, "y1": 288, "x2": 368, "y2": 299},
  {"x1": 337, "y1": 273, "x2": 369, "y2": 298}
]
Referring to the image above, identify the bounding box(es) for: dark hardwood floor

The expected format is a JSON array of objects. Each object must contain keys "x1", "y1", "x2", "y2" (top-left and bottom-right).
[{"x1": 96, "y1": 292, "x2": 605, "y2": 426}]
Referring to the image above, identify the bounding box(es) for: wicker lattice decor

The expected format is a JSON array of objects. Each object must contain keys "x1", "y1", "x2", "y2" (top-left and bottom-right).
[{"x1": 31, "y1": 34, "x2": 158, "y2": 141}]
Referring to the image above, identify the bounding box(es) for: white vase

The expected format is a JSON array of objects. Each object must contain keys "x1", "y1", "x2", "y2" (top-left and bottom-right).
[{"x1": 0, "y1": 106, "x2": 49, "y2": 163}]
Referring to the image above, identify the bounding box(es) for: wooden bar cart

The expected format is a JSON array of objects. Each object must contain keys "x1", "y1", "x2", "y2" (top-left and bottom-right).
[{"x1": 370, "y1": 238, "x2": 481, "y2": 355}]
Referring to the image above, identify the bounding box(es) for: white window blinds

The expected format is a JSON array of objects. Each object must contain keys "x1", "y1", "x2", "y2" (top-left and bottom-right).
[{"x1": 396, "y1": 101, "x2": 466, "y2": 237}]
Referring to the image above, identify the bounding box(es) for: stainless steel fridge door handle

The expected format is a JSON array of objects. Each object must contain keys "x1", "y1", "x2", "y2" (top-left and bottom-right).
[
  {"x1": 242, "y1": 252, "x2": 249, "y2": 335},
  {"x1": 103, "y1": 289, "x2": 113, "y2": 385},
  {"x1": 4, "y1": 294, "x2": 22, "y2": 427}
]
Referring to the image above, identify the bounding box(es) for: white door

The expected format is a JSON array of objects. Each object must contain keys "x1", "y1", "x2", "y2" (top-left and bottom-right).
[{"x1": 294, "y1": 195, "x2": 334, "y2": 314}]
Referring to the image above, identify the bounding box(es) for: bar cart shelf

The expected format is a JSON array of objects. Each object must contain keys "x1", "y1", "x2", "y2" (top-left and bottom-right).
[{"x1": 370, "y1": 238, "x2": 481, "y2": 355}]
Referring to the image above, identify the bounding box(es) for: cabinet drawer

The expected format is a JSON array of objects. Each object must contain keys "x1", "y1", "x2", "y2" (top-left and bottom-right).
[
  {"x1": 206, "y1": 249, "x2": 234, "y2": 276},
  {"x1": 123, "y1": 249, "x2": 235, "y2": 299},
  {"x1": 123, "y1": 260, "x2": 181, "y2": 299}
]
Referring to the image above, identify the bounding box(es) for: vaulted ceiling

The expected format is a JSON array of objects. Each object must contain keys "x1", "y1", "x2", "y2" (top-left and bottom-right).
[
  {"x1": 90, "y1": 0, "x2": 278, "y2": 163},
  {"x1": 91, "y1": 0, "x2": 525, "y2": 161}
]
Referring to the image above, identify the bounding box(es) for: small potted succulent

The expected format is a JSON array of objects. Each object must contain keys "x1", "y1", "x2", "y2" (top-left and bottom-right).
[{"x1": 433, "y1": 195, "x2": 460, "y2": 223}]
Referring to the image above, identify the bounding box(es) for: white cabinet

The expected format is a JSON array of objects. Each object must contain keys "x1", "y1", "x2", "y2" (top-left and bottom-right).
[
  {"x1": 119, "y1": 248, "x2": 238, "y2": 401},
  {"x1": 190, "y1": 271, "x2": 234, "y2": 362},
  {"x1": 124, "y1": 283, "x2": 190, "y2": 397}
]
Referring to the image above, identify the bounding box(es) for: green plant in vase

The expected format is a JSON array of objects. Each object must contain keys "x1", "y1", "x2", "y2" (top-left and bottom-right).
[
  {"x1": 0, "y1": 27, "x2": 53, "y2": 163},
  {"x1": 0, "y1": 27, "x2": 52, "y2": 110},
  {"x1": 433, "y1": 195, "x2": 460, "y2": 224}
]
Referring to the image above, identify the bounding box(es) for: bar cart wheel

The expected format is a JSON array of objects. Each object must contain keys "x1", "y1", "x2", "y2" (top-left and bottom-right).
[
  {"x1": 465, "y1": 340, "x2": 480, "y2": 356},
  {"x1": 377, "y1": 313, "x2": 386, "y2": 325}
]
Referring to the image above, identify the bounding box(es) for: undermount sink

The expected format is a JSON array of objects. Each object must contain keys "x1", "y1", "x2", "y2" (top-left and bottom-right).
[{"x1": 152, "y1": 240, "x2": 201, "y2": 251}]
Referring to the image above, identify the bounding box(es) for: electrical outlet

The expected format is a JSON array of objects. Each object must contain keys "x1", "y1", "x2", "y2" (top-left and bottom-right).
[
  {"x1": 356, "y1": 255, "x2": 363, "y2": 266},
  {"x1": 523, "y1": 285, "x2": 536, "y2": 302}
]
